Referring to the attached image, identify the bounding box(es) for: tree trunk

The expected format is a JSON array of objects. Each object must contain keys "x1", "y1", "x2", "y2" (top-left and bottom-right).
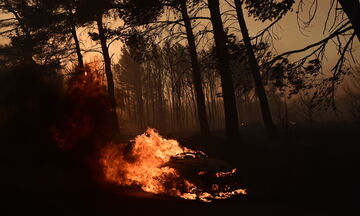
[
  {"x1": 96, "y1": 14, "x2": 120, "y2": 137},
  {"x1": 134, "y1": 67, "x2": 144, "y2": 131},
  {"x1": 234, "y1": 0, "x2": 277, "y2": 142},
  {"x1": 207, "y1": 0, "x2": 240, "y2": 143},
  {"x1": 338, "y1": 0, "x2": 360, "y2": 42},
  {"x1": 180, "y1": 0, "x2": 210, "y2": 136},
  {"x1": 69, "y1": 11, "x2": 84, "y2": 69},
  {"x1": 156, "y1": 69, "x2": 165, "y2": 130}
]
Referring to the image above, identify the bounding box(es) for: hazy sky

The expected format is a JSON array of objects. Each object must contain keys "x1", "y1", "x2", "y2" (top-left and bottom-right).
[{"x1": 1, "y1": 0, "x2": 359, "y2": 72}]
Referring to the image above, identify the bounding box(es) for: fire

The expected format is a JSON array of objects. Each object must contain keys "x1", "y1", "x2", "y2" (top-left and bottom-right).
[
  {"x1": 100, "y1": 128, "x2": 246, "y2": 202},
  {"x1": 51, "y1": 62, "x2": 112, "y2": 151}
]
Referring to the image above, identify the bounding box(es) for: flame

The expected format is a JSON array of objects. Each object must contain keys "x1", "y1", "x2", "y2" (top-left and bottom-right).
[
  {"x1": 100, "y1": 128, "x2": 246, "y2": 202},
  {"x1": 215, "y1": 168, "x2": 237, "y2": 178}
]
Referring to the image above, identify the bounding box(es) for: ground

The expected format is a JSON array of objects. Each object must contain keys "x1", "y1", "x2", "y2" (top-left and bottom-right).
[{"x1": 2, "y1": 122, "x2": 359, "y2": 215}]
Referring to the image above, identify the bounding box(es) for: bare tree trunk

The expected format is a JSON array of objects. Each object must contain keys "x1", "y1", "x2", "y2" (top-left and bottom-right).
[
  {"x1": 134, "y1": 67, "x2": 144, "y2": 131},
  {"x1": 180, "y1": 0, "x2": 210, "y2": 136},
  {"x1": 338, "y1": 0, "x2": 360, "y2": 41},
  {"x1": 156, "y1": 69, "x2": 165, "y2": 131},
  {"x1": 68, "y1": 10, "x2": 84, "y2": 69},
  {"x1": 177, "y1": 88, "x2": 182, "y2": 132},
  {"x1": 209, "y1": 76, "x2": 218, "y2": 129},
  {"x1": 145, "y1": 77, "x2": 151, "y2": 127},
  {"x1": 207, "y1": 0, "x2": 241, "y2": 143},
  {"x1": 96, "y1": 14, "x2": 120, "y2": 137},
  {"x1": 205, "y1": 84, "x2": 213, "y2": 129},
  {"x1": 234, "y1": 0, "x2": 277, "y2": 142}
]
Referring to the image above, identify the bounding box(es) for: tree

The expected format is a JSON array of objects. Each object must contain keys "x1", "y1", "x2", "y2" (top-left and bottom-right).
[
  {"x1": 119, "y1": 0, "x2": 210, "y2": 136},
  {"x1": 0, "y1": 0, "x2": 35, "y2": 64},
  {"x1": 178, "y1": 0, "x2": 210, "y2": 136},
  {"x1": 234, "y1": 0, "x2": 293, "y2": 141},
  {"x1": 0, "y1": 0, "x2": 65, "y2": 67},
  {"x1": 63, "y1": 0, "x2": 84, "y2": 69},
  {"x1": 338, "y1": 0, "x2": 360, "y2": 42},
  {"x1": 0, "y1": 0, "x2": 87, "y2": 70},
  {"x1": 76, "y1": 0, "x2": 120, "y2": 136},
  {"x1": 233, "y1": 0, "x2": 279, "y2": 141},
  {"x1": 118, "y1": 48, "x2": 145, "y2": 131},
  {"x1": 207, "y1": 0, "x2": 240, "y2": 143},
  {"x1": 41, "y1": 0, "x2": 85, "y2": 69},
  {"x1": 0, "y1": 0, "x2": 119, "y2": 135},
  {"x1": 295, "y1": 0, "x2": 359, "y2": 42},
  {"x1": 265, "y1": 0, "x2": 358, "y2": 110}
]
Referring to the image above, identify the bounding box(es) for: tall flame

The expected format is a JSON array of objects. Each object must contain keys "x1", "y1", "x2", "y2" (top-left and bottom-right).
[{"x1": 100, "y1": 128, "x2": 246, "y2": 202}]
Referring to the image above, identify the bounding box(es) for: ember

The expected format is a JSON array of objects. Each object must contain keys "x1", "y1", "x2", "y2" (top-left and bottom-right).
[{"x1": 100, "y1": 128, "x2": 246, "y2": 202}]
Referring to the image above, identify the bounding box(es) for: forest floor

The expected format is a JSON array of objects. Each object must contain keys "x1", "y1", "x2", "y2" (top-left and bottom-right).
[{"x1": 2, "y1": 122, "x2": 359, "y2": 215}]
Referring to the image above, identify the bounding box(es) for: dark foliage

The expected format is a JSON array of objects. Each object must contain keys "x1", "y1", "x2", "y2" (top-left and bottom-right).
[
  {"x1": 0, "y1": 0, "x2": 82, "y2": 68},
  {"x1": 121, "y1": 28, "x2": 157, "y2": 63},
  {"x1": 244, "y1": 0, "x2": 295, "y2": 22},
  {"x1": 0, "y1": 63, "x2": 63, "y2": 192},
  {"x1": 75, "y1": 0, "x2": 114, "y2": 22},
  {"x1": 118, "y1": 0, "x2": 164, "y2": 26}
]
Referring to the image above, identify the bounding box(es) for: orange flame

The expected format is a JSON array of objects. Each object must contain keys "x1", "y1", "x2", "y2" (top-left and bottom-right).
[{"x1": 100, "y1": 128, "x2": 246, "y2": 202}]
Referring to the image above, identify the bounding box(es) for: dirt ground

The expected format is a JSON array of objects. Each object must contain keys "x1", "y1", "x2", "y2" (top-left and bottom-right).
[{"x1": 2, "y1": 122, "x2": 359, "y2": 215}]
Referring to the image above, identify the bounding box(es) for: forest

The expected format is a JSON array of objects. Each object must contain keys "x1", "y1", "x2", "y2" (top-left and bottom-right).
[{"x1": 1, "y1": 0, "x2": 359, "y2": 215}]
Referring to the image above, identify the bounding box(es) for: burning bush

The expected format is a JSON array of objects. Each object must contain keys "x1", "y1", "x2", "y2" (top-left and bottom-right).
[
  {"x1": 52, "y1": 64, "x2": 115, "y2": 151},
  {"x1": 50, "y1": 63, "x2": 119, "y2": 182}
]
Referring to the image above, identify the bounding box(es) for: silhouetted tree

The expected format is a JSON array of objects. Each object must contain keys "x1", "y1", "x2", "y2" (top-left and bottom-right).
[
  {"x1": 0, "y1": 0, "x2": 65, "y2": 67},
  {"x1": 296, "y1": 0, "x2": 359, "y2": 42},
  {"x1": 118, "y1": 48, "x2": 145, "y2": 131},
  {"x1": 266, "y1": 0, "x2": 358, "y2": 110},
  {"x1": 207, "y1": 0, "x2": 240, "y2": 143},
  {"x1": 76, "y1": 0, "x2": 120, "y2": 136},
  {"x1": 338, "y1": 0, "x2": 360, "y2": 41},
  {"x1": 119, "y1": 0, "x2": 210, "y2": 136},
  {"x1": 0, "y1": 0, "x2": 87, "y2": 69},
  {"x1": 233, "y1": 0, "x2": 295, "y2": 141},
  {"x1": 61, "y1": 0, "x2": 84, "y2": 69},
  {"x1": 179, "y1": 0, "x2": 210, "y2": 136}
]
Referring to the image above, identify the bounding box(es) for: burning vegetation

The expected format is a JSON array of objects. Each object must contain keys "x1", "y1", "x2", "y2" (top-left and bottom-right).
[
  {"x1": 51, "y1": 63, "x2": 114, "y2": 151},
  {"x1": 101, "y1": 128, "x2": 246, "y2": 202},
  {"x1": 45, "y1": 62, "x2": 245, "y2": 202}
]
